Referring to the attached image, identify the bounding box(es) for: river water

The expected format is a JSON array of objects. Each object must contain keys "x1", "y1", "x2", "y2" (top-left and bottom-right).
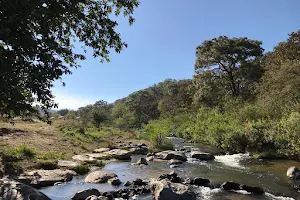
[{"x1": 40, "y1": 139, "x2": 300, "y2": 200}]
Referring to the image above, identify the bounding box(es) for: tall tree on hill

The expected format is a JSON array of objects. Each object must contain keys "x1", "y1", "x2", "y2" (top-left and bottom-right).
[
  {"x1": 194, "y1": 36, "x2": 264, "y2": 105},
  {"x1": 0, "y1": 0, "x2": 139, "y2": 119}
]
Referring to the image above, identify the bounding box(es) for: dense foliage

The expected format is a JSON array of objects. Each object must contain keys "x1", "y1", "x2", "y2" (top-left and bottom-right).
[
  {"x1": 0, "y1": 0, "x2": 139, "y2": 118},
  {"x1": 53, "y1": 31, "x2": 300, "y2": 159}
]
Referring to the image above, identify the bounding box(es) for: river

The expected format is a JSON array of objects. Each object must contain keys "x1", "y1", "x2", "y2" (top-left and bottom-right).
[{"x1": 40, "y1": 139, "x2": 300, "y2": 200}]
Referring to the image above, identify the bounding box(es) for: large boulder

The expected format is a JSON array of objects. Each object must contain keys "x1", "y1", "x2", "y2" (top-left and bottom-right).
[
  {"x1": 129, "y1": 146, "x2": 148, "y2": 155},
  {"x1": 93, "y1": 148, "x2": 111, "y2": 153},
  {"x1": 107, "y1": 149, "x2": 131, "y2": 160},
  {"x1": 72, "y1": 188, "x2": 101, "y2": 200},
  {"x1": 58, "y1": 160, "x2": 81, "y2": 169},
  {"x1": 0, "y1": 179, "x2": 51, "y2": 200},
  {"x1": 150, "y1": 179, "x2": 196, "y2": 200},
  {"x1": 190, "y1": 151, "x2": 215, "y2": 160},
  {"x1": 72, "y1": 155, "x2": 96, "y2": 162},
  {"x1": 192, "y1": 177, "x2": 210, "y2": 187},
  {"x1": 136, "y1": 157, "x2": 148, "y2": 165},
  {"x1": 287, "y1": 166, "x2": 299, "y2": 178},
  {"x1": 17, "y1": 169, "x2": 76, "y2": 187},
  {"x1": 85, "y1": 171, "x2": 117, "y2": 183},
  {"x1": 155, "y1": 150, "x2": 187, "y2": 161},
  {"x1": 108, "y1": 177, "x2": 122, "y2": 186},
  {"x1": 240, "y1": 184, "x2": 264, "y2": 195},
  {"x1": 158, "y1": 171, "x2": 183, "y2": 184},
  {"x1": 221, "y1": 182, "x2": 240, "y2": 191},
  {"x1": 168, "y1": 159, "x2": 184, "y2": 165}
]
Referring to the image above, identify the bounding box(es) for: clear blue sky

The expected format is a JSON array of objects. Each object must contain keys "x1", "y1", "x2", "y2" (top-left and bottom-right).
[{"x1": 53, "y1": 0, "x2": 300, "y2": 109}]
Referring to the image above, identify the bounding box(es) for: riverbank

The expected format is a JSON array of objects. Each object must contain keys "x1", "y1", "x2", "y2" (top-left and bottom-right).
[{"x1": 0, "y1": 119, "x2": 148, "y2": 176}]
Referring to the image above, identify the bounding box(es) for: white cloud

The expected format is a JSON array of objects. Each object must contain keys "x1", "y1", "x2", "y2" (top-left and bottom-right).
[{"x1": 52, "y1": 90, "x2": 96, "y2": 110}]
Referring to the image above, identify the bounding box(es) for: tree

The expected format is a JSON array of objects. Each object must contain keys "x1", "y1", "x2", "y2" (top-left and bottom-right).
[
  {"x1": 194, "y1": 36, "x2": 264, "y2": 98},
  {"x1": 111, "y1": 102, "x2": 135, "y2": 129},
  {"x1": 57, "y1": 109, "x2": 69, "y2": 117},
  {"x1": 257, "y1": 30, "x2": 300, "y2": 117},
  {"x1": 92, "y1": 108, "x2": 108, "y2": 128},
  {"x1": 0, "y1": 0, "x2": 139, "y2": 118}
]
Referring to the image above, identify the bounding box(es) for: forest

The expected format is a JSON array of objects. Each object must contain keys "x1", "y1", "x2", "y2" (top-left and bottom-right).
[{"x1": 53, "y1": 30, "x2": 300, "y2": 160}]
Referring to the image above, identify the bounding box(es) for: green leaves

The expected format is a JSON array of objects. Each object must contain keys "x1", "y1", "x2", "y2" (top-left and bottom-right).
[{"x1": 0, "y1": 0, "x2": 139, "y2": 118}]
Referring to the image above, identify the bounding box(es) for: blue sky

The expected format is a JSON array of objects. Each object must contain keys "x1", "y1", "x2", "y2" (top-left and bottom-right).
[{"x1": 53, "y1": 0, "x2": 300, "y2": 109}]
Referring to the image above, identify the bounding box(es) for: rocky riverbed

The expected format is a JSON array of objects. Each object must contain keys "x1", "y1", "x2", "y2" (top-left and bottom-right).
[{"x1": 1, "y1": 140, "x2": 300, "y2": 200}]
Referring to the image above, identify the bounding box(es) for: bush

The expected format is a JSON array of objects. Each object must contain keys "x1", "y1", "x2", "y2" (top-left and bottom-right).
[
  {"x1": 2, "y1": 145, "x2": 36, "y2": 162},
  {"x1": 37, "y1": 160, "x2": 58, "y2": 170},
  {"x1": 72, "y1": 164, "x2": 89, "y2": 175}
]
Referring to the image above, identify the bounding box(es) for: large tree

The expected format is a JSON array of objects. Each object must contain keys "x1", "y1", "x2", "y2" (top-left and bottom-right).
[
  {"x1": 194, "y1": 36, "x2": 264, "y2": 98},
  {"x1": 0, "y1": 0, "x2": 139, "y2": 118}
]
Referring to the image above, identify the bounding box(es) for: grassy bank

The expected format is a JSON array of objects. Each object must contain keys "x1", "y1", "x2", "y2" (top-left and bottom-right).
[{"x1": 0, "y1": 119, "x2": 143, "y2": 176}]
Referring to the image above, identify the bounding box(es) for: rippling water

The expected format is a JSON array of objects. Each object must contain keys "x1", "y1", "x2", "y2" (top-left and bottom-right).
[{"x1": 40, "y1": 140, "x2": 300, "y2": 200}]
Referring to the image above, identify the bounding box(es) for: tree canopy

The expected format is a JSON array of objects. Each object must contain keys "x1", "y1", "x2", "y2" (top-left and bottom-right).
[
  {"x1": 0, "y1": 0, "x2": 139, "y2": 118},
  {"x1": 194, "y1": 36, "x2": 264, "y2": 98}
]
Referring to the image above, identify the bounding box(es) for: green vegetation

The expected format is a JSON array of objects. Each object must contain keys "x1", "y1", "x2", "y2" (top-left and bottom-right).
[
  {"x1": 0, "y1": 0, "x2": 139, "y2": 119},
  {"x1": 2, "y1": 145, "x2": 36, "y2": 162},
  {"x1": 47, "y1": 31, "x2": 300, "y2": 159},
  {"x1": 72, "y1": 164, "x2": 90, "y2": 175},
  {"x1": 37, "y1": 160, "x2": 58, "y2": 170}
]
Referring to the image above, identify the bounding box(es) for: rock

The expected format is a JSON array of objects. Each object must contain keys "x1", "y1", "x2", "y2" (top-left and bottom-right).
[
  {"x1": 287, "y1": 166, "x2": 299, "y2": 178},
  {"x1": 155, "y1": 150, "x2": 187, "y2": 161},
  {"x1": 146, "y1": 156, "x2": 154, "y2": 161},
  {"x1": 150, "y1": 179, "x2": 196, "y2": 200},
  {"x1": 193, "y1": 177, "x2": 210, "y2": 187},
  {"x1": 0, "y1": 179, "x2": 51, "y2": 200},
  {"x1": 101, "y1": 192, "x2": 114, "y2": 200},
  {"x1": 129, "y1": 147, "x2": 148, "y2": 155},
  {"x1": 72, "y1": 188, "x2": 101, "y2": 200},
  {"x1": 190, "y1": 151, "x2": 215, "y2": 160},
  {"x1": 97, "y1": 197, "x2": 109, "y2": 200},
  {"x1": 132, "y1": 178, "x2": 147, "y2": 186},
  {"x1": 208, "y1": 181, "x2": 222, "y2": 189},
  {"x1": 136, "y1": 157, "x2": 148, "y2": 165},
  {"x1": 240, "y1": 184, "x2": 264, "y2": 195},
  {"x1": 108, "y1": 177, "x2": 122, "y2": 186},
  {"x1": 168, "y1": 159, "x2": 184, "y2": 165},
  {"x1": 85, "y1": 171, "x2": 117, "y2": 183},
  {"x1": 124, "y1": 181, "x2": 132, "y2": 186},
  {"x1": 58, "y1": 160, "x2": 81, "y2": 168},
  {"x1": 158, "y1": 171, "x2": 183, "y2": 183},
  {"x1": 17, "y1": 169, "x2": 76, "y2": 187},
  {"x1": 72, "y1": 155, "x2": 96, "y2": 162},
  {"x1": 93, "y1": 148, "x2": 111, "y2": 153},
  {"x1": 170, "y1": 165, "x2": 179, "y2": 168},
  {"x1": 147, "y1": 153, "x2": 154, "y2": 157},
  {"x1": 106, "y1": 149, "x2": 132, "y2": 160},
  {"x1": 221, "y1": 181, "x2": 240, "y2": 191}
]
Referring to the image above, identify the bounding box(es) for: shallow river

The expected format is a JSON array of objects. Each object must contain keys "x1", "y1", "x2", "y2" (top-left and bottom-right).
[{"x1": 40, "y1": 141, "x2": 300, "y2": 200}]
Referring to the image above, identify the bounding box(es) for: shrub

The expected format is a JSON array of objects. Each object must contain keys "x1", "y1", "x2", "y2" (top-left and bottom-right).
[
  {"x1": 72, "y1": 164, "x2": 89, "y2": 175},
  {"x1": 89, "y1": 160, "x2": 105, "y2": 167},
  {"x1": 2, "y1": 145, "x2": 36, "y2": 162},
  {"x1": 37, "y1": 160, "x2": 58, "y2": 170}
]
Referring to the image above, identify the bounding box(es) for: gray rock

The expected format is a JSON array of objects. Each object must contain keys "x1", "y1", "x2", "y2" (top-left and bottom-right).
[
  {"x1": 93, "y1": 148, "x2": 111, "y2": 153},
  {"x1": 17, "y1": 169, "x2": 76, "y2": 187},
  {"x1": 85, "y1": 171, "x2": 117, "y2": 183},
  {"x1": 0, "y1": 179, "x2": 51, "y2": 200},
  {"x1": 168, "y1": 159, "x2": 184, "y2": 165},
  {"x1": 190, "y1": 151, "x2": 215, "y2": 160},
  {"x1": 72, "y1": 188, "x2": 101, "y2": 200},
  {"x1": 129, "y1": 147, "x2": 148, "y2": 155},
  {"x1": 287, "y1": 166, "x2": 299, "y2": 178},
  {"x1": 170, "y1": 165, "x2": 179, "y2": 168},
  {"x1": 150, "y1": 179, "x2": 196, "y2": 200},
  {"x1": 72, "y1": 155, "x2": 96, "y2": 162},
  {"x1": 146, "y1": 156, "x2": 154, "y2": 162},
  {"x1": 136, "y1": 157, "x2": 148, "y2": 165},
  {"x1": 108, "y1": 177, "x2": 122, "y2": 186},
  {"x1": 124, "y1": 181, "x2": 131, "y2": 186},
  {"x1": 155, "y1": 150, "x2": 187, "y2": 161},
  {"x1": 58, "y1": 160, "x2": 81, "y2": 168}
]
